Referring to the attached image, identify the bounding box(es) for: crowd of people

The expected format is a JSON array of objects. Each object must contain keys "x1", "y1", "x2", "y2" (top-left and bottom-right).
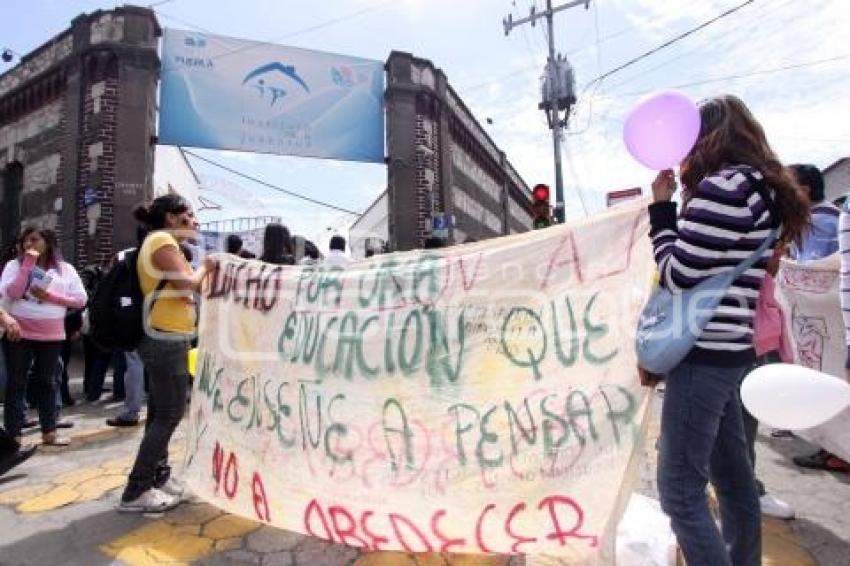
[
  {"x1": 0, "y1": 93, "x2": 848, "y2": 558},
  {"x1": 0, "y1": 194, "x2": 356, "y2": 508}
]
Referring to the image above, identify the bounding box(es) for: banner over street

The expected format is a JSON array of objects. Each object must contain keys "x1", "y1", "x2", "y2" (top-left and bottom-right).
[{"x1": 159, "y1": 29, "x2": 385, "y2": 163}]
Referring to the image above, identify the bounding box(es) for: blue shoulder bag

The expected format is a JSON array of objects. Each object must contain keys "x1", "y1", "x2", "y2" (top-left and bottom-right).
[{"x1": 636, "y1": 175, "x2": 778, "y2": 374}]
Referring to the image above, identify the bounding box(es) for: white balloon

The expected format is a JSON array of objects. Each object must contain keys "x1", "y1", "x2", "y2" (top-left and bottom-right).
[{"x1": 741, "y1": 364, "x2": 850, "y2": 430}]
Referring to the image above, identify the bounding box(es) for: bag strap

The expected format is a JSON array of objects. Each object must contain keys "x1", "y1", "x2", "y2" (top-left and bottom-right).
[
  {"x1": 732, "y1": 229, "x2": 777, "y2": 278},
  {"x1": 731, "y1": 171, "x2": 780, "y2": 278},
  {"x1": 743, "y1": 171, "x2": 781, "y2": 229}
]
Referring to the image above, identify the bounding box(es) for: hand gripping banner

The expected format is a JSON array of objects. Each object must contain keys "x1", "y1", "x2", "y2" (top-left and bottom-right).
[{"x1": 183, "y1": 201, "x2": 655, "y2": 563}]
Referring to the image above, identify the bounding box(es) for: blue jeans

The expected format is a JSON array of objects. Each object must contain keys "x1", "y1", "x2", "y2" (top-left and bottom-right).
[
  {"x1": 118, "y1": 351, "x2": 144, "y2": 421},
  {"x1": 658, "y1": 360, "x2": 761, "y2": 566}
]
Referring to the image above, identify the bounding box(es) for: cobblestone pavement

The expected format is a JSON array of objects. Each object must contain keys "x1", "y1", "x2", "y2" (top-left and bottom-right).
[{"x1": 0, "y1": 381, "x2": 845, "y2": 565}]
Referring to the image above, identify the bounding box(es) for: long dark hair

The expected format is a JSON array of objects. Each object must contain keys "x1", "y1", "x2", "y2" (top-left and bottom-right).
[
  {"x1": 261, "y1": 223, "x2": 294, "y2": 265},
  {"x1": 18, "y1": 226, "x2": 60, "y2": 269},
  {"x1": 133, "y1": 194, "x2": 190, "y2": 232},
  {"x1": 680, "y1": 95, "x2": 808, "y2": 244}
]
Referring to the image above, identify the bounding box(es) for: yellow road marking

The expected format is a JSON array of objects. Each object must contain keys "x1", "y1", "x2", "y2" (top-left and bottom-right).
[
  {"x1": 101, "y1": 521, "x2": 215, "y2": 566},
  {"x1": 0, "y1": 484, "x2": 52, "y2": 505},
  {"x1": 17, "y1": 484, "x2": 80, "y2": 513},
  {"x1": 100, "y1": 505, "x2": 261, "y2": 566},
  {"x1": 763, "y1": 518, "x2": 816, "y2": 566}
]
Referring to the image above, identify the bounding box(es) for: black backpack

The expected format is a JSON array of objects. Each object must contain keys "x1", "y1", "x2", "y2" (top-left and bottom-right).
[{"x1": 89, "y1": 249, "x2": 165, "y2": 351}]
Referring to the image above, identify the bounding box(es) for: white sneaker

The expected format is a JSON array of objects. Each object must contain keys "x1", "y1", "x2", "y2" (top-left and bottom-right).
[
  {"x1": 158, "y1": 477, "x2": 185, "y2": 499},
  {"x1": 760, "y1": 494, "x2": 795, "y2": 520},
  {"x1": 117, "y1": 488, "x2": 179, "y2": 513}
]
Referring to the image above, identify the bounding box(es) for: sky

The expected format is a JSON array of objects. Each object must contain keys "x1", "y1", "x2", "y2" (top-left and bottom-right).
[{"x1": 4, "y1": 0, "x2": 850, "y2": 248}]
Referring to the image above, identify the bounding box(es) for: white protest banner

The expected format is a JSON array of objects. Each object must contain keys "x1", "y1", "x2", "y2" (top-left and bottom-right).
[
  {"x1": 183, "y1": 201, "x2": 655, "y2": 563},
  {"x1": 775, "y1": 255, "x2": 850, "y2": 461}
]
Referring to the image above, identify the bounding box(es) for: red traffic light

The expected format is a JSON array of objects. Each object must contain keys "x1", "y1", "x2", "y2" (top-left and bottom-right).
[{"x1": 533, "y1": 183, "x2": 550, "y2": 203}]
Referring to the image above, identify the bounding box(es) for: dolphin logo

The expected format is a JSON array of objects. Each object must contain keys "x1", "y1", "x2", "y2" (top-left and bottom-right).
[{"x1": 242, "y1": 62, "x2": 310, "y2": 106}]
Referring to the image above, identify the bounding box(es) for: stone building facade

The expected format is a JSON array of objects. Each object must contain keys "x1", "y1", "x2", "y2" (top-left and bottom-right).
[
  {"x1": 0, "y1": 6, "x2": 160, "y2": 266},
  {"x1": 385, "y1": 51, "x2": 534, "y2": 251}
]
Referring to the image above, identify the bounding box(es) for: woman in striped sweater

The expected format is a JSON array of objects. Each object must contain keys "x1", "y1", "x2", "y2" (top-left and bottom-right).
[
  {"x1": 0, "y1": 228, "x2": 87, "y2": 446},
  {"x1": 647, "y1": 95, "x2": 807, "y2": 566}
]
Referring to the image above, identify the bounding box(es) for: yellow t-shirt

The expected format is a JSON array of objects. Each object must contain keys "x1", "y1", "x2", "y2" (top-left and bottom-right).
[{"x1": 137, "y1": 231, "x2": 195, "y2": 335}]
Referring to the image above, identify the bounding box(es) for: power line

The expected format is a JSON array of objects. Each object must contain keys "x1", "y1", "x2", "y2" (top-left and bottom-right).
[
  {"x1": 462, "y1": 23, "x2": 635, "y2": 93},
  {"x1": 597, "y1": 0, "x2": 800, "y2": 94},
  {"x1": 481, "y1": 0, "x2": 765, "y2": 126},
  {"x1": 181, "y1": 149, "x2": 362, "y2": 216},
  {"x1": 583, "y1": 0, "x2": 756, "y2": 89},
  {"x1": 604, "y1": 54, "x2": 850, "y2": 99},
  {"x1": 567, "y1": 0, "x2": 807, "y2": 134}
]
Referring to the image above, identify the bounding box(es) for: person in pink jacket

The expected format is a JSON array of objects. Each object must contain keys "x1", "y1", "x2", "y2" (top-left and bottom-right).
[{"x1": 0, "y1": 228, "x2": 86, "y2": 446}]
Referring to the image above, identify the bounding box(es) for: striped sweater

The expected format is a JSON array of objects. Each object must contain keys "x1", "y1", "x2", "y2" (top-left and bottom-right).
[{"x1": 649, "y1": 165, "x2": 777, "y2": 367}]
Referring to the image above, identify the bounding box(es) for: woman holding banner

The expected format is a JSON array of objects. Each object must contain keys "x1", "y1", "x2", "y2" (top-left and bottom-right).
[
  {"x1": 645, "y1": 95, "x2": 807, "y2": 566},
  {"x1": 119, "y1": 194, "x2": 212, "y2": 513}
]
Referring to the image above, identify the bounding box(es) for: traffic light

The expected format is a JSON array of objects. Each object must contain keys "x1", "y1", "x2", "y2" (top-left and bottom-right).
[{"x1": 532, "y1": 183, "x2": 552, "y2": 229}]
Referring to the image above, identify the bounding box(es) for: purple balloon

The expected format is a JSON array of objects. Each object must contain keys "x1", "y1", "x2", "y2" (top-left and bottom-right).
[{"x1": 623, "y1": 91, "x2": 701, "y2": 170}]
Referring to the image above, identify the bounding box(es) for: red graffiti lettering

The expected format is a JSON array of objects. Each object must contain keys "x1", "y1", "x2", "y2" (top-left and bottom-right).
[
  {"x1": 539, "y1": 495, "x2": 599, "y2": 548},
  {"x1": 303, "y1": 494, "x2": 597, "y2": 555},
  {"x1": 430, "y1": 509, "x2": 466, "y2": 552},
  {"x1": 457, "y1": 253, "x2": 483, "y2": 291},
  {"x1": 304, "y1": 499, "x2": 335, "y2": 542},
  {"x1": 389, "y1": 513, "x2": 434, "y2": 553},
  {"x1": 251, "y1": 472, "x2": 270, "y2": 522},
  {"x1": 592, "y1": 212, "x2": 645, "y2": 281},
  {"x1": 329, "y1": 506, "x2": 369, "y2": 548},
  {"x1": 223, "y1": 452, "x2": 239, "y2": 499},
  {"x1": 474, "y1": 503, "x2": 497, "y2": 553},
  {"x1": 212, "y1": 441, "x2": 224, "y2": 494},
  {"x1": 361, "y1": 511, "x2": 390, "y2": 551},
  {"x1": 505, "y1": 502, "x2": 537, "y2": 554},
  {"x1": 541, "y1": 232, "x2": 584, "y2": 289}
]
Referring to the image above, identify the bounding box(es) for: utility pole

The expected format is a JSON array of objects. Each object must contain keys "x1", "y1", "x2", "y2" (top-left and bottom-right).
[{"x1": 504, "y1": 0, "x2": 589, "y2": 224}]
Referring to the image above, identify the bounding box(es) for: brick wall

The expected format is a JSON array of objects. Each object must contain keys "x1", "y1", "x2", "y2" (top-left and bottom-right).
[
  {"x1": 75, "y1": 64, "x2": 120, "y2": 267},
  {"x1": 413, "y1": 97, "x2": 441, "y2": 246},
  {"x1": 0, "y1": 6, "x2": 160, "y2": 266}
]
